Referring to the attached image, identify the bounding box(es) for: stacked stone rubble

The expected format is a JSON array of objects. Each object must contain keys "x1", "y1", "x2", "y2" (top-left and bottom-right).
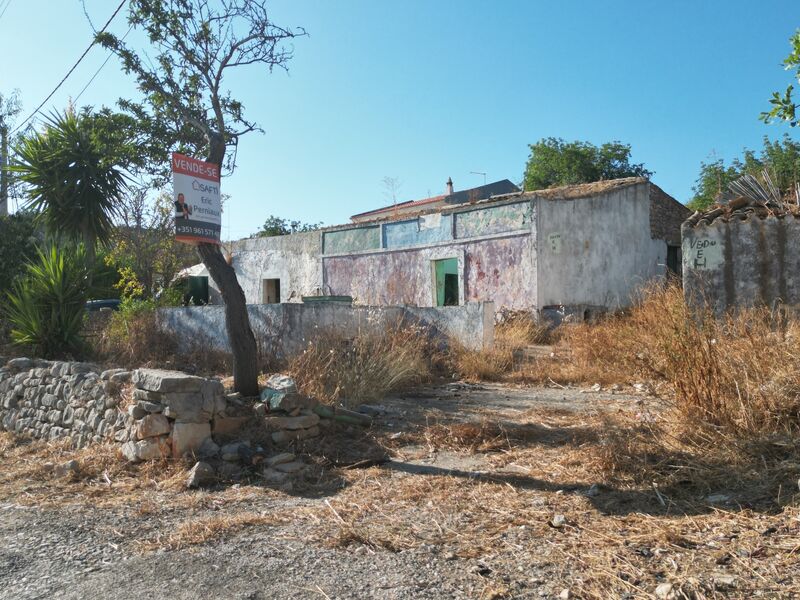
[
  {"x1": 122, "y1": 369, "x2": 230, "y2": 461},
  {"x1": 258, "y1": 374, "x2": 323, "y2": 445}
]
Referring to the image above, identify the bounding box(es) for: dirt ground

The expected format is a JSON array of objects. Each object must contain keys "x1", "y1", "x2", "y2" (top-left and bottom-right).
[{"x1": 1, "y1": 382, "x2": 798, "y2": 599}]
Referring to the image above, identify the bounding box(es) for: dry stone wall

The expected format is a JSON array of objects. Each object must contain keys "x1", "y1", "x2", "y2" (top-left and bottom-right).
[{"x1": 0, "y1": 357, "x2": 135, "y2": 448}]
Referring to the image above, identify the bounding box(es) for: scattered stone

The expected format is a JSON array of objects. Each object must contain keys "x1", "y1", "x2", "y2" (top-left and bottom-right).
[
  {"x1": 713, "y1": 574, "x2": 736, "y2": 589},
  {"x1": 171, "y1": 422, "x2": 211, "y2": 458},
  {"x1": 54, "y1": 459, "x2": 80, "y2": 478},
  {"x1": 274, "y1": 460, "x2": 305, "y2": 474},
  {"x1": 633, "y1": 382, "x2": 653, "y2": 394},
  {"x1": 264, "y1": 374, "x2": 297, "y2": 393},
  {"x1": 253, "y1": 402, "x2": 267, "y2": 418},
  {"x1": 211, "y1": 413, "x2": 252, "y2": 436},
  {"x1": 221, "y1": 441, "x2": 249, "y2": 462},
  {"x1": 132, "y1": 369, "x2": 210, "y2": 394},
  {"x1": 271, "y1": 426, "x2": 320, "y2": 445},
  {"x1": 654, "y1": 583, "x2": 675, "y2": 599},
  {"x1": 198, "y1": 437, "x2": 220, "y2": 459},
  {"x1": 266, "y1": 452, "x2": 295, "y2": 467},
  {"x1": 185, "y1": 461, "x2": 215, "y2": 489},
  {"x1": 136, "y1": 413, "x2": 171, "y2": 439},
  {"x1": 559, "y1": 589, "x2": 571, "y2": 600},
  {"x1": 109, "y1": 371, "x2": 131, "y2": 384},
  {"x1": 706, "y1": 493, "x2": 731, "y2": 504},
  {"x1": 550, "y1": 514, "x2": 566, "y2": 528},
  {"x1": 261, "y1": 467, "x2": 290, "y2": 485},
  {"x1": 356, "y1": 404, "x2": 386, "y2": 417},
  {"x1": 7, "y1": 358, "x2": 33, "y2": 371},
  {"x1": 100, "y1": 368, "x2": 126, "y2": 381},
  {"x1": 136, "y1": 400, "x2": 162, "y2": 413},
  {"x1": 586, "y1": 483, "x2": 600, "y2": 497},
  {"x1": 265, "y1": 414, "x2": 320, "y2": 431},
  {"x1": 127, "y1": 404, "x2": 146, "y2": 420}
]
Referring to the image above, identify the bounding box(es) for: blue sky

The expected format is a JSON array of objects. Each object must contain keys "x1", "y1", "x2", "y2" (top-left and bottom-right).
[{"x1": 1, "y1": 0, "x2": 799, "y2": 239}]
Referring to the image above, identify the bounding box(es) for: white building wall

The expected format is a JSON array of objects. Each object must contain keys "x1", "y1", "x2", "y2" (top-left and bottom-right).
[{"x1": 535, "y1": 182, "x2": 666, "y2": 311}]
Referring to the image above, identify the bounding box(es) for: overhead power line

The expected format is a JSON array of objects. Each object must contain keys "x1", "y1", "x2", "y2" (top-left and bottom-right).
[
  {"x1": 0, "y1": 0, "x2": 12, "y2": 22},
  {"x1": 74, "y1": 24, "x2": 134, "y2": 103},
  {"x1": 12, "y1": 0, "x2": 127, "y2": 134}
]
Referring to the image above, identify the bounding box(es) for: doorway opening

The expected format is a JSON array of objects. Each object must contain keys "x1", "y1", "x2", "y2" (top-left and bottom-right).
[
  {"x1": 263, "y1": 278, "x2": 281, "y2": 304},
  {"x1": 433, "y1": 258, "x2": 459, "y2": 306}
]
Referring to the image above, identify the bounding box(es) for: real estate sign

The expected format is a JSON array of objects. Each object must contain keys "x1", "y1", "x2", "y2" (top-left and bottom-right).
[{"x1": 172, "y1": 152, "x2": 222, "y2": 245}]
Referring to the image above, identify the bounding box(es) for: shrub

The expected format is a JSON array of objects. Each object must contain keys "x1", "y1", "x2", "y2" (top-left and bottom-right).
[
  {"x1": 288, "y1": 322, "x2": 433, "y2": 406},
  {"x1": 95, "y1": 297, "x2": 230, "y2": 374},
  {"x1": 4, "y1": 245, "x2": 91, "y2": 359}
]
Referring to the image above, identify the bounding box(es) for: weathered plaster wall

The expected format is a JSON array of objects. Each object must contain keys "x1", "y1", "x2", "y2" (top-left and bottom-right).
[
  {"x1": 323, "y1": 234, "x2": 535, "y2": 309},
  {"x1": 535, "y1": 182, "x2": 666, "y2": 310},
  {"x1": 223, "y1": 231, "x2": 323, "y2": 304},
  {"x1": 682, "y1": 215, "x2": 800, "y2": 317},
  {"x1": 383, "y1": 213, "x2": 454, "y2": 249},
  {"x1": 158, "y1": 302, "x2": 495, "y2": 355}
]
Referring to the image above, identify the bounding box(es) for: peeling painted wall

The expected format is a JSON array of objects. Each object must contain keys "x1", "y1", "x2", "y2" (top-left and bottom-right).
[
  {"x1": 383, "y1": 213, "x2": 453, "y2": 248},
  {"x1": 454, "y1": 202, "x2": 531, "y2": 238},
  {"x1": 683, "y1": 215, "x2": 800, "y2": 317},
  {"x1": 323, "y1": 233, "x2": 535, "y2": 310},
  {"x1": 323, "y1": 226, "x2": 380, "y2": 254},
  {"x1": 535, "y1": 183, "x2": 667, "y2": 310}
]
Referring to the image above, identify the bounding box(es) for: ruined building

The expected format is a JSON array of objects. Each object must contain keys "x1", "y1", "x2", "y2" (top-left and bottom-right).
[{"x1": 198, "y1": 177, "x2": 688, "y2": 320}]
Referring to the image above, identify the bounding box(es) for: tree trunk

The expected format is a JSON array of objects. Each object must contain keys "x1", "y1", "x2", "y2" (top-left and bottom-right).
[
  {"x1": 196, "y1": 242, "x2": 259, "y2": 396},
  {"x1": 196, "y1": 134, "x2": 259, "y2": 397}
]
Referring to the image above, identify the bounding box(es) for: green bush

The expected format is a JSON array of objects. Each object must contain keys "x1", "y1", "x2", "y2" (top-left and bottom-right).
[{"x1": 4, "y1": 245, "x2": 91, "y2": 359}]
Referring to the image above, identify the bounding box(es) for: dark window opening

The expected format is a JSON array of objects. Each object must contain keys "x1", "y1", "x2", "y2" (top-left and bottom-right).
[
  {"x1": 263, "y1": 278, "x2": 281, "y2": 303},
  {"x1": 666, "y1": 245, "x2": 680, "y2": 275},
  {"x1": 185, "y1": 276, "x2": 209, "y2": 305},
  {"x1": 443, "y1": 273, "x2": 459, "y2": 306}
]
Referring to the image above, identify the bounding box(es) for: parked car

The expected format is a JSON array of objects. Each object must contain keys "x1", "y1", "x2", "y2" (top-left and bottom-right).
[{"x1": 85, "y1": 299, "x2": 122, "y2": 312}]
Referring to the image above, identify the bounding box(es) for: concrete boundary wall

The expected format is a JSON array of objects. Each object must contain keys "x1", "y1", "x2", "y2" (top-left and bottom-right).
[{"x1": 158, "y1": 302, "x2": 495, "y2": 356}]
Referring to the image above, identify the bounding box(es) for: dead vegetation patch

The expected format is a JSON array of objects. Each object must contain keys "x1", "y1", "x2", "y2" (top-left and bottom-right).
[{"x1": 288, "y1": 321, "x2": 435, "y2": 406}]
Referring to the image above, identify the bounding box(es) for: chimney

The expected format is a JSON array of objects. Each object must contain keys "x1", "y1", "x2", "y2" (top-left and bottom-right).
[{"x1": 446, "y1": 177, "x2": 454, "y2": 195}]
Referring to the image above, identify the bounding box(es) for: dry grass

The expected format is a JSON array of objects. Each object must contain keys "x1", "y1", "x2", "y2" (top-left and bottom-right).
[
  {"x1": 135, "y1": 511, "x2": 290, "y2": 552},
  {"x1": 302, "y1": 405, "x2": 800, "y2": 599},
  {"x1": 288, "y1": 321, "x2": 434, "y2": 406},
  {"x1": 452, "y1": 311, "x2": 554, "y2": 381}
]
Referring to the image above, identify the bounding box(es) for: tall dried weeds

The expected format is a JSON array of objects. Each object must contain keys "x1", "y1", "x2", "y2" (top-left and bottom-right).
[{"x1": 288, "y1": 321, "x2": 433, "y2": 406}]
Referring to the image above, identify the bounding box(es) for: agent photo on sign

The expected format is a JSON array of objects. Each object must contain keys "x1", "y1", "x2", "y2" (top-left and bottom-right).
[{"x1": 174, "y1": 192, "x2": 192, "y2": 219}]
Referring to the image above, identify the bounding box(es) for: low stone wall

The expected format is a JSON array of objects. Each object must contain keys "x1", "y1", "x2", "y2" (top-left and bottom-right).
[
  {"x1": 157, "y1": 301, "x2": 495, "y2": 357},
  {"x1": 0, "y1": 357, "x2": 135, "y2": 448}
]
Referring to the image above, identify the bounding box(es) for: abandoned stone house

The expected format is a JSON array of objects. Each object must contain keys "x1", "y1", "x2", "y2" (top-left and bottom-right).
[{"x1": 194, "y1": 177, "x2": 689, "y2": 320}]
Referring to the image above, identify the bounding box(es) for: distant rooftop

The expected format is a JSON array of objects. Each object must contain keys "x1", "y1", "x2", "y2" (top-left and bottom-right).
[{"x1": 351, "y1": 178, "x2": 520, "y2": 222}]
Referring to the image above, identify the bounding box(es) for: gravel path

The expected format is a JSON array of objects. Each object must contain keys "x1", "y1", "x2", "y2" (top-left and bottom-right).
[{"x1": 0, "y1": 383, "x2": 646, "y2": 600}]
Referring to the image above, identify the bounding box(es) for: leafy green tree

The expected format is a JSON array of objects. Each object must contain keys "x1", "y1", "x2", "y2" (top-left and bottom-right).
[
  {"x1": 11, "y1": 110, "x2": 127, "y2": 271},
  {"x1": 523, "y1": 138, "x2": 652, "y2": 191},
  {"x1": 256, "y1": 215, "x2": 321, "y2": 237},
  {"x1": 762, "y1": 30, "x2": 800, "y2": 126},
  {"x1": 97, "y1": 0, "x2": 305, "y2": 395},
  {"x1": 4, "y1": 245, "x2": 92, "y2": 359},
  {"x1": 0, "y1": 210, "x2": 38, "y2": 292},
  {"x1": 689, "y1": 136, "x2": 800, "y2": 210}
]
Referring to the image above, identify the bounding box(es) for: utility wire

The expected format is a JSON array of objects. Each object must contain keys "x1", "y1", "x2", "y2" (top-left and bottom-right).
[
  {"x1": 74, "y1": 24, "x2": 133, "y2": 103},
  {"x1": 0, "y1": 0, "x2": 12, "y2": 22},
  {"x1": 11, "y1": 0, "x2": 127, "y2": 134}
]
